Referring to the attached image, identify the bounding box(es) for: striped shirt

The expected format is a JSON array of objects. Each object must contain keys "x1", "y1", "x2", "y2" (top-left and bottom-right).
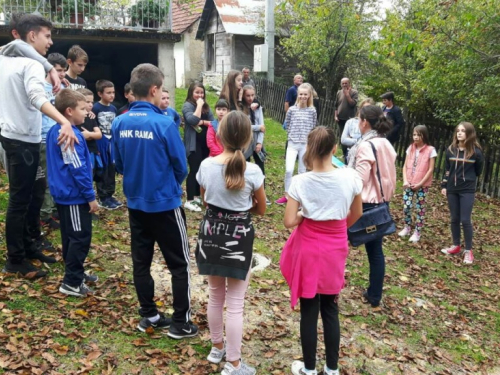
[{"x1": 286, "y1": 106, "x2": 317, "y2": 143}]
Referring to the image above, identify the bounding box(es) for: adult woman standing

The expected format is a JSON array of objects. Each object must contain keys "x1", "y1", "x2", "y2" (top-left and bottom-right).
[
  {"x1": 348, "y1": 105, "x2": 397, "y2": 307},
  {"x1": 182, "y1": 82, "x2": 214, "y2": 212}
]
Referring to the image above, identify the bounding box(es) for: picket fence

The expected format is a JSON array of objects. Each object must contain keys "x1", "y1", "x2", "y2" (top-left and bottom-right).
[{"x1": 253, "y1": 77, "x2": 500, "y2": 199}]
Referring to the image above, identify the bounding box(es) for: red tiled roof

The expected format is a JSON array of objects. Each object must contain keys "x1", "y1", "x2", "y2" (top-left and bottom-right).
[{"x1": 172, "y1": 0, "x2": 205, "y2": 34}]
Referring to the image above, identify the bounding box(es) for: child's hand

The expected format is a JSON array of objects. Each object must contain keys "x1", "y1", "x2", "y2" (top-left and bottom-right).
[
  {"x1": 441, "y1": 188, "x2": 447, "y2": 196},
  {"x1": 89, "y1": 200, "x2": 99, "y2": 213},
  {"x1": 260, "y1": 125, "x2": 266, "y2": 133},
  {"x1": 80, "y1": 128, "x2": 92, "y2": 140},
  {"x1": 196, "y1": 98, "x2": 205, "y2": 107},
  {"x1": 88, "y1": 111, "x2": 96, "y2": 120},
  {"x1": 403, "y1": 180, "x2": 410, "y2": 188},
  {"x1": 250, "y1": 103, "x2": 259, "y2": 111},
  {"x1": 255, "y1": 143, "x2": 262, "y2": 153},
  {"x1": 411, "y1": 183, "x2": 422, "y2": 191}
]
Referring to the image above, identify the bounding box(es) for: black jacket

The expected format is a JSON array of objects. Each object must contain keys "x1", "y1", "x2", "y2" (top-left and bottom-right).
[{"x1": 384, "y1": 105, "x2": 405, "y2": 144}]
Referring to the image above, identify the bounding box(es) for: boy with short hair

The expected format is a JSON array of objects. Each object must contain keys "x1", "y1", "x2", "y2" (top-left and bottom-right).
[
  {"x1": 112, "y1": 63, "x2": 197, "y2": 339},
  {"x1": 159, "y1": 88, "x2": 181, "y2": 128},
  {"x1": 65, "y1": 45, "x2": 88, "y2": 89},
  {"x1": 40, "y1": 52, "x2": 68, "y2": 230},
  {"x1": 0, "y1": 14, "x2": 77, "y2": 278},
  {"x1": 380, "y1": 91, "x2": 405, "y2": 144},
  {"x1": 47, "y1": 89, "x2": 98, "y2": 296},
  {"x1": 206, "y1": 98, "x2": 229, "y2": 157},
  {"x1": 92, "y1": 80, "x2": 122, "y2": 209},
  {"x1": 118, "y1": 83, "x2": 135, "y2": 114},
  {"x1": 76, "y1": 88, "x2": 102, "y2": 167}
]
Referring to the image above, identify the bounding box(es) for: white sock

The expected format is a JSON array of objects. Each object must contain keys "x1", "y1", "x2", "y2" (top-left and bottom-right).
[{"x1": 148, "y1": 314, "x2": 160, "y2": 323}]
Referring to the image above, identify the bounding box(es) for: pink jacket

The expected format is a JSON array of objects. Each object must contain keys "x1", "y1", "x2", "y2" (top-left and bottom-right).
[
  {"x1": 206, "y1": 123, "x2": 224, "y2": 157},
  {"x1": 405, "y1": 144, "x2": 435, "y2": 187},
  {"x1": 354, "y1": 138, "x2": 397, "y2": 203}
]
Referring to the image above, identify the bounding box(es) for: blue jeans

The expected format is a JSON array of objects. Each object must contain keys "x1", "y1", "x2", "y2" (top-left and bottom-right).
[{"x1": 364, "y1": 237, "x2": 385, "y2": 305}]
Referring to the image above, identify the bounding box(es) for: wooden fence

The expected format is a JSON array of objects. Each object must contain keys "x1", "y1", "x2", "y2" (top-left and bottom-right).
[{"x1": 254, "y1": 77, "x2": 500, "y2": 199}]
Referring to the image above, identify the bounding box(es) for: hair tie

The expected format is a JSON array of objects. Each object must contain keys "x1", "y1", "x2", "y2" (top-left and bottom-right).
[{"x1": 233, "y1": 148, "x2": 241, "y2": 152}]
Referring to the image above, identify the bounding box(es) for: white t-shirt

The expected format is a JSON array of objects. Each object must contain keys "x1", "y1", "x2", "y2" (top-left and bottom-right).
[
  {"x1": 196, "y1": 158, "x2": 264, "y2": 211},
  {"x1": 288, "y1": 168, "x2": 363, "y2": 221}
]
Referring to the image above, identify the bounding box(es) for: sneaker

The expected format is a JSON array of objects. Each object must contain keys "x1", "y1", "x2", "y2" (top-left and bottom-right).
[
  {"x1": 207, "y1": 345, "x2": 226, "y2": 364},
  {"x1": 362, "y1": 290, "x2": 380, "y2": 307},
  {"x1": 409, "y1": 231, "x2": 420, "y2": 243},
  {"x1": 398, "y1": 225, "x2": 411, "y2": 237},
  {"x1": 441, "y1": 245, "x2": 462, "y2": 255},
  {"x1": 137, "y1": 312, "x2": 172, "y2": 332},
  {"x1": 27, "y1": 251, "x2": 57, "y2": 264},
  {"x1": 291, "y1": 361, "x2": 317, "y2": 375},
  {"x1": 40, "y1": 217, "x2": 60, "y2": 230},
  {"x1": 3, "y1": 259, "x2": 47, "y2": 278},
  {"x1": 184, "y1": 201, "x2": 202, "y2": 212},
  {"x1": 222, "y1": 360, "x2": 256, "y2": 375},
  {"x1": 109, "y1": 196, "x2": 123, "y2": 208},
  {"x1": 266, "y1": 198, "x2": 271, "y2": 206},
  {"x1": 275, "y1": 196, "x2": 288, "y2": 205},
  {"x1": 167, "y1": 322, "x2": 198, "y2": 339},
  {"x1": 98, "y1": 198, "x2": 119, "y2": 210},
  {"x1": 34, "y1": 236, "x2": 57, "y2": 253},
  {"x1": 59, "y1": 282, "x2": 93, "y2": 297},
  {"x1": 193, "y1": 196, "x2": 203, "y2": 206},
  {"x1": 323, "y1": 364, "x2": 340, "y2": 375},
  {"x1": 463, "y1": 250, "x2": 474, "y2": 264},
  {"x1": 83, "y1": 272, "x2": 98, "y2": 283}
]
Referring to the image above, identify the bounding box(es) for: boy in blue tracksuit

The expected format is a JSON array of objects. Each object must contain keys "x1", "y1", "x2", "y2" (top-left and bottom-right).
[
  {"x1": 111, "y1": 63, "x2": 197, "y2": 339},
  {"x1": 46, "y1": 89, "x2": 99, "y2": 297}
]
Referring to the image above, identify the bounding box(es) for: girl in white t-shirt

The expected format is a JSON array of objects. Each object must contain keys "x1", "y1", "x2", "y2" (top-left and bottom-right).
[
  {"x1": 399, "y1": 125, "x2": 437, "y2": 243},
  {"x1": 196, "y1": 111, "x2": 267, "y2": 375},
  {"x1": 280, "y1": 126, "x2": 362, "y2": 375}
]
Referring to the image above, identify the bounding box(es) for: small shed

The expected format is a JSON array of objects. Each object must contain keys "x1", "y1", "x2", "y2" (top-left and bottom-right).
[{"x1": 195, "y1": 0, "x2": 265, "y2": 85}]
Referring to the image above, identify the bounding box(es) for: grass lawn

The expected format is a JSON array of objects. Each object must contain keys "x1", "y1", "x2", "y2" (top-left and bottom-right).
[{"x1": 0, "y1": 89, "x2": 499, "y2": 374}]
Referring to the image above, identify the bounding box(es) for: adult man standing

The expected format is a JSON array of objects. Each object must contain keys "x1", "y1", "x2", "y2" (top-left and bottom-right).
[
  {"x1": 0, "y1": 14, "x2": 76, "y2": 277},
  {"x1": 242, "y1": 67, "x2": 256, "y2": 89},
  {"x1": 284, "y1": 74, "x2": 303, "y2": 113},
  {"x1": 334, "y1": 78, "x2": 358, "y2": 158},
  {"x1": 381, "y1": 91, "x2": 405, "y2": 145}
]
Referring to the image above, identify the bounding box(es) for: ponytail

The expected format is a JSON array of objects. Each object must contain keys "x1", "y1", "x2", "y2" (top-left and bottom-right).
[
  {"x1": 359, "y1": 105, "x2": 393, "y2": 136},
  {"x1": 217, "y1": 111, "x2": 253, "y2": 190}
]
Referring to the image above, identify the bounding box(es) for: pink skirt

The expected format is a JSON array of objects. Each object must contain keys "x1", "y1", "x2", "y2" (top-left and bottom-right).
[{"x1": 280, "y1": 218, "x2": 349, "y2": 308}]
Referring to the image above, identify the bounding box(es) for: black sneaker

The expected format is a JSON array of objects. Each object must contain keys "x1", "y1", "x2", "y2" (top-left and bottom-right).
[
  {"x1": 362, "y1": 291, "x2": 380, "y2": 307},
  {"x1": 3, "y1": 259, "x2": 47, "y2": 278},
  {"x1": 59, "y1": 282, "x2": 93, "y2": 297},
  {"x1": 109, "y1": 197, "x2": 123, "y2": 208},
  {"x1": 27, "y1": 252, "x2": 57, "y2": 264},
  {"x1": 35, "y1": 236, "x2": 57, "y2": 253},
  {"x1": 137, "y1": 313, "x2": 172, "y2": 332},
  {"x1": 40, "y1": 217, "x2": 60, "y2": 230},
  {"x1": 167, "y1": 322, "x2": 198, "y2": 339},
  {"x1": 83, "y1": 272, "x2": 99, "y2": 283}
]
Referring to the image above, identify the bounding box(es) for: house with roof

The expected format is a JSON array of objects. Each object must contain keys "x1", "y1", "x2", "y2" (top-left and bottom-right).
[
  {"x1": 172, "y1": 0, "x2": 204, "y2": 87},
  {"x1": 0, "y1": 0, "x2": 180, "y2": 106},
  {"x1": 195, "y1": 0, "x2": 266, "y2": 88}
]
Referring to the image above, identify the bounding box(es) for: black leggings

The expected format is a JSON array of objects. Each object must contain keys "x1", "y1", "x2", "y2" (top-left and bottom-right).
[
  {"x1": 186, "y1": 129, "x2": 209, "y2": 200},
  {"x1": 447, "y1": 192, "x2": 475, "y2": 249},
  {"x1": 300, "y1": 294, "x2": 340, "y2": 371}
]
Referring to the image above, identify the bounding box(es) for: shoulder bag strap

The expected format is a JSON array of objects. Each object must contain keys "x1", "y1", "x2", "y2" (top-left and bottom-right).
[{"x1": 367, "y1": 141, "x2": 386, "y2": 203}]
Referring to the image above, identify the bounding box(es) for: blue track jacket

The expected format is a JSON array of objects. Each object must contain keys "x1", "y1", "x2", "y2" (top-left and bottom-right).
[
  {"x1": 46, "y1": 125, "x2": 95, "y2": 205},
  {"x1": 112, "y1": 101, "x2": 188, "y2": 213}
]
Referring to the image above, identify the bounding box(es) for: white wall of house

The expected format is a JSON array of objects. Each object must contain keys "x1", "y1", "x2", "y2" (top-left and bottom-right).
[{"x1": 174, "y1": 35, "x2": 185, "y2": 88}]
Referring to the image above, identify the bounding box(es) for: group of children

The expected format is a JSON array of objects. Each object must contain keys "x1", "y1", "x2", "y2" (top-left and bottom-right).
[{"x1": 0, "y1": 14, "x2": 486, "y2": 375}]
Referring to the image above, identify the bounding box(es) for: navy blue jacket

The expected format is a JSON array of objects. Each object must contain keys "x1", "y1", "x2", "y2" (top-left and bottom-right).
[
  {"x1": 112, "y1": 101, "x2": 188, "y2": 213},
  {"x1": 46, "y1": 125, "x2": 95, "y2": 205}
]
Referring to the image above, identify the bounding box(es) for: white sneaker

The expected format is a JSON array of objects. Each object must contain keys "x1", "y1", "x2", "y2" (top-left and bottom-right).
[
  {"x1": 291, "y1": 361, "x2": 317, "y2": 375},
  {"x1": 324, "y1": 364, "x2": 340, "y2": 375},
  {"x1": 221, "y1": 360, "x2": 256, "y2": 375},
  {"x1": 194, "y1": 196, "x2": 203, "y2": 206},
  {"x1": 409, "y1": 230, "x2": 421, "y2": 243},
  {"x1": 463, "y1": 250, "x2": 474, "y2": 264},
  {"x1": 184, "y1": 201, "x2": 201, "y2": 212},
  {"x1": 398, "y1": 226, "x2": 411, "y2": 237},
  {"x1": 207, "y1": 345, "x2": 225, "y2": 364}
]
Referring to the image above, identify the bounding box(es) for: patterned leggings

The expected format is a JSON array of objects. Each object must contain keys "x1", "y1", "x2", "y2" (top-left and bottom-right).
[{"x1": 403, "y1": 187, "x2": 429, "y2": 232}]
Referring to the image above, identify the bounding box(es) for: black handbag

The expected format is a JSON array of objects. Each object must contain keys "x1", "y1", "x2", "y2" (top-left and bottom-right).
[{"x1": 348, "y1": 141, "x2": 396, "y2": 247}]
